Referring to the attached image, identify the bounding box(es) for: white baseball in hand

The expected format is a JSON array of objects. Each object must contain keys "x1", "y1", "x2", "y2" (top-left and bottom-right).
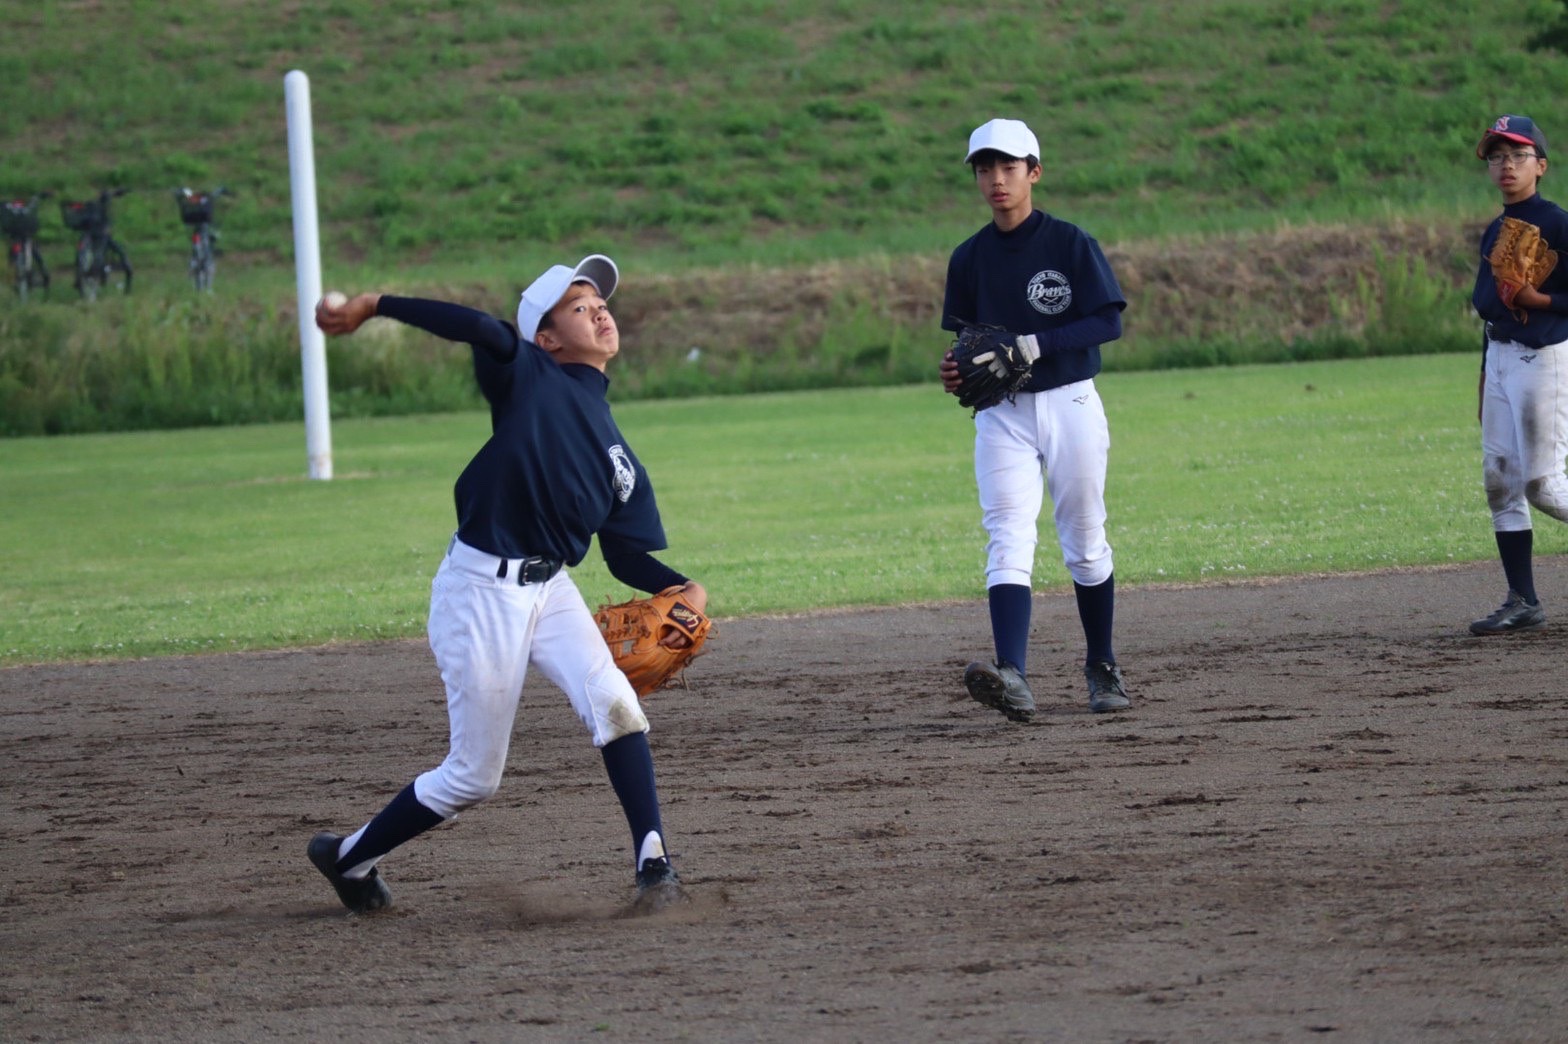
[{"x1": 322, "y1": 291, "x2": 348, "y2": 309}]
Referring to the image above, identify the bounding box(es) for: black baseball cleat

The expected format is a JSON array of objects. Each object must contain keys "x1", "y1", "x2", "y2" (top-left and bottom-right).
[
  {"x1": 963, "y1": 660, "x2": 1036, "y2": 723},
  {"x1": 1469, "y1": 591, "x2": 1546, "y2": 635},
  {"x1": 308, "y1": 831, "x2": 392, "y2": 913},
  {"x1": 1084, "y1": 661, "x2": 1131, "y2": 713},
  {"x1": 631, "y1": 856, "x2": 688, "y2": 914}
]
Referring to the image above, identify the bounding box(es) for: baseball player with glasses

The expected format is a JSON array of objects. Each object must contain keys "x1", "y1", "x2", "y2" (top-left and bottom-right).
[
  {"x1": 1469, "y1": 114, "x2": 1568, "y2": 635},
  {"x1": 940, "y1": 118, "x2": 1131, "y2": 721},
  {"x1": 307, "y1": 255, "x2": 705, "y2": 913}
]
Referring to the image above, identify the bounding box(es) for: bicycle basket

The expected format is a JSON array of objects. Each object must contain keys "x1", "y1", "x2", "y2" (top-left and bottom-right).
[
  {"x1": 177, "y1": 193, "x2": 214, "y2": 225},
  {"x1": 61, "y1": 200, "x2": 102, "y2": 231},
  {"x1": 1, "y1": 200, "x2": 39, "y2": 237}
]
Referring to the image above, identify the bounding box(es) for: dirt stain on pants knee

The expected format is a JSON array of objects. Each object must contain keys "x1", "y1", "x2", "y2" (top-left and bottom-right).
[
  {"x1": 1525, "y1": 475, "x2": 1568, "y2": 522},
  {"x1": 606, "y1": 696, "x2": 649, "y2": 743},
  {"x1": 1484, "y1": 456, "x2": 1512, "y2": 512}
]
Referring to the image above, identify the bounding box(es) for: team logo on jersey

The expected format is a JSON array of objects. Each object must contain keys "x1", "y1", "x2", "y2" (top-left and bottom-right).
[
  {"x1": 609, "y1": 445, "x2": 636, "y2": 502},
  {"x1": 1027, "y1": 270, "x2": 1071, "y2": 315}
]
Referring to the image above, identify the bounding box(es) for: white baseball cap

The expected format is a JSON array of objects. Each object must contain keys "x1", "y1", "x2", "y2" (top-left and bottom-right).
[
  {"x1": 516, "y1": 253, "x2": 619, "y2": 343},
  {"x1": 964, "y1": 118, "x2": 1041, "y2": 163}
]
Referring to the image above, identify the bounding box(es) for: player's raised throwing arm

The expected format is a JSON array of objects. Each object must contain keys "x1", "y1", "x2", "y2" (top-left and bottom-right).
[{"x1": 317, "y1": 293, "x2": 519, "y2": 360}]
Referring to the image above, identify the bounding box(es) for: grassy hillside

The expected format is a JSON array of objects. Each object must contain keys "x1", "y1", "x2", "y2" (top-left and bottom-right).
[
  {"x1": 4, "y1": 0, "x2": 1567, "y2": 272},
  {"x1": 4, "y1": 1, "x2": 1568, "y2": 435}
]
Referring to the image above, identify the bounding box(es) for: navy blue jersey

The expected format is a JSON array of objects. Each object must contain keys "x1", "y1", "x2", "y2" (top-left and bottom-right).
[
  {"x1": 943, "y1": 210, "x2": 1127, "y2": 391},
  {"x1": 378, "y1": 296, "x2": 668, "y2": 566},
  {"x1": 1473, "y1": 193, "x2": 1568, "y2": 347}
]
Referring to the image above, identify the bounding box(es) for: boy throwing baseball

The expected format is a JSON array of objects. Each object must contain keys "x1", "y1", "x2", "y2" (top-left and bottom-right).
[
  {"x1": 940, "y1": 118, "x2": 1131, "y2": 720},
  {"x1": 1469, "y1": 115, "x2": 1568, "y2": 635},
  {"x1": 307, "y1": 255, "x2": 705, "y2": 913}
]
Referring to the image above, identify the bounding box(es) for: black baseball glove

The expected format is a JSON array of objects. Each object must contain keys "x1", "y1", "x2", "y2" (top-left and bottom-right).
[{"x1": 949, "y1": 323, "x2": 1041, "y2": 414}]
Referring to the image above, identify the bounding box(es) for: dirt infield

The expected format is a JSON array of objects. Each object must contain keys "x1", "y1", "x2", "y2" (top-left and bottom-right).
[{"x1": 3, "y1": 560, "x2": 1566, "y2": 1042}]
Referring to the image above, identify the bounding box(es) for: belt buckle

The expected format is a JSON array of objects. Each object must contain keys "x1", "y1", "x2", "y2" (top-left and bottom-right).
[{"x1": 518, "y1": 556, "x2": 557, "y2": 585}]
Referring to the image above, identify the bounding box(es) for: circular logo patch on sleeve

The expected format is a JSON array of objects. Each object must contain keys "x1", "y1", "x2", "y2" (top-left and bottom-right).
[{"x1": 609, "y1": 445, "x2": 636, "y2": 502}]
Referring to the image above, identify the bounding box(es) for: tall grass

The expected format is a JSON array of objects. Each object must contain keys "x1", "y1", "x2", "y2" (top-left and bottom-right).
[
  {"x1": 0, "y1": 243, "x2": 1484, "y2": 435},
  {"x1": 1109, "y1": 248, "x2": 1480, "y2": 371},
  {"x1": 0, "y1": 293, "x2": 479, "y2": 435}
]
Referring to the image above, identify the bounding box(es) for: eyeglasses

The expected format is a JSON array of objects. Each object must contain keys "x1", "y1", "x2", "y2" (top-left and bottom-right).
[{"x1": 1487, "y1": 150, "x2": 1540, "y2": 167}]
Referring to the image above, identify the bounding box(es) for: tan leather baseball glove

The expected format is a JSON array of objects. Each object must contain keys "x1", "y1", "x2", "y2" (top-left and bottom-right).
[
  {"x1": 595, "y1": 586, "x2": 714, "y2": 697},
  {"x1": 1489, "y1": 216, "x2": 1559, "y2": 323}
]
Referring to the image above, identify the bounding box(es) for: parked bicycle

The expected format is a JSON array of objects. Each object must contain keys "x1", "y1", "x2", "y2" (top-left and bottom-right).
[
  {"x1": 174, "y1": 186, "x2": 232, "y2": 292},
  {"x1": 2, "y1": 191, "x2": 52, "y2": 302},
  {"x1": 61, "y1": 188, "x2": 132, "y2": 301}
]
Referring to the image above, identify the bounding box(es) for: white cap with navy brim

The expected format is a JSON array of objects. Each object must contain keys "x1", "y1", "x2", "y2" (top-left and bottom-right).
[
  {"x1": 965, "y1": 118, "x2": 1041, "y2": 163},
  {"x1": 516, "y1": 254, "x2": 619, "y2": 343}
]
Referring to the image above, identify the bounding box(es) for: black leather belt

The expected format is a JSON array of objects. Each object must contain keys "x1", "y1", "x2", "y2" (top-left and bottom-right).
[{"x1": 498, "y1": 555, "x2": 562, "y2": 585}]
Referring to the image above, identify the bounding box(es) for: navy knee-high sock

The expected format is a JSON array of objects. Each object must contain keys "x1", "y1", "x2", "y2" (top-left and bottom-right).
[
  {"x1": 988, "y1": 583, "x2": 1032, "y2": 674},
  {"x1": 1496, "y1": 530, "x2": 1537, "y2": 603},
  {"x1": 601, "y1": 732, "x2": 665, "y2": 867},
  {"x1": 1074, "y1": 574, "x2": 1116, "y2": 666},
  {"x1": 337, "y1": 781, "x2": 444, "y2": 876}
]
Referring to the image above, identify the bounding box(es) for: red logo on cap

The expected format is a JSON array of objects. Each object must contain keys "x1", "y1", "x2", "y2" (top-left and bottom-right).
[{"x1": 1495, "y1": 117, "x2": 1512, "y2": 133}]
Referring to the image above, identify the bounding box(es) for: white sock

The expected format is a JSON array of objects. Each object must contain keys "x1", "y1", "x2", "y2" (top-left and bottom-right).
[
  {"x1": 638, "y1": 831, "x2": 666, "y2": 868},
  {"x1": 336, "y1": 825, "x2": 379, "y2": 880}
]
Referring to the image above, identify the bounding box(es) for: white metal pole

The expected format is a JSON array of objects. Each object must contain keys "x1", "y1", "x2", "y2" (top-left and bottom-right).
[{"x1": 285, "y1": 69, "x2": 333, "y2": 481}]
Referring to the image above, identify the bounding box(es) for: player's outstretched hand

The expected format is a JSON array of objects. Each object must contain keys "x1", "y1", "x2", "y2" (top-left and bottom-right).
[{"x1": 315, "y1": 292, "x2": 381, "y2": 336}]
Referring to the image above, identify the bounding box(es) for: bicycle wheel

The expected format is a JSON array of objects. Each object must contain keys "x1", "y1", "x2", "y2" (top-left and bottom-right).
[
  {"x1": 31, "y1": 246, "x2": 49, "y2": 297},
  {"x1": 11, "y1": 243, "x2": 25, "y2": 302},
  {"x1": 190, "y1": 236, "x2": 214, "y2": 292},
  {"x1": 104, "y1": 241, "x2": 131, "y2": 295},
  {"x1": 76, "y1": 243, "x2": 100, "y2": 302}
]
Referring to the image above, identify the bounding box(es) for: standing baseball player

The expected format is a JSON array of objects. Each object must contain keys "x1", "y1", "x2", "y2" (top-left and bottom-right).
[
  {"x1": 1469, "y1": 115, "x2": 1568, "y2": 635},
  {"x1": 940, "y1": 118, "x2": 1131, "y2": 720},
  {"x1": 307, "y1": 255, "x2": 706, "y2": 912}
]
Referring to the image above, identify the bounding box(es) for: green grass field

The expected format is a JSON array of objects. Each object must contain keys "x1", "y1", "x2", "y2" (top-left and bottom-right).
[{"x1": 5, "y1": 352, "x2": 1555, "y2": 667}]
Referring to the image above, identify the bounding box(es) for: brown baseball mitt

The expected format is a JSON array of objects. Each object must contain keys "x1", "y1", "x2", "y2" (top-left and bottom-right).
[
  {"x1": 595, "y1": 586, "x2": 714, "y2": 697},
  {"x1": 1489, "y1": 216, "x2": 1559, "y2": 322}
]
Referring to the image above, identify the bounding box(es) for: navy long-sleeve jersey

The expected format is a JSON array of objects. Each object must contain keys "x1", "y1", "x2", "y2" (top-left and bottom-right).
[
  {"x1": 943, "y1": 209, "x2": 1127, "y2": 392},
  {"x1": 376, "y1": 296, "x2": 682, "y2": 590}
]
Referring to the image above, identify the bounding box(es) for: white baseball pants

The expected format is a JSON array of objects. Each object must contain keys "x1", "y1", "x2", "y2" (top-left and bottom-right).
[
  {"x1": 1481, "y1": 336, "x2": 1568, "y2": 531},
  {"x1": 413, "y1": 537, "x2": 649, "y2": 820},
  {"x1": 974, "y1": 380, "x2": 1113, "y2": 589}
]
